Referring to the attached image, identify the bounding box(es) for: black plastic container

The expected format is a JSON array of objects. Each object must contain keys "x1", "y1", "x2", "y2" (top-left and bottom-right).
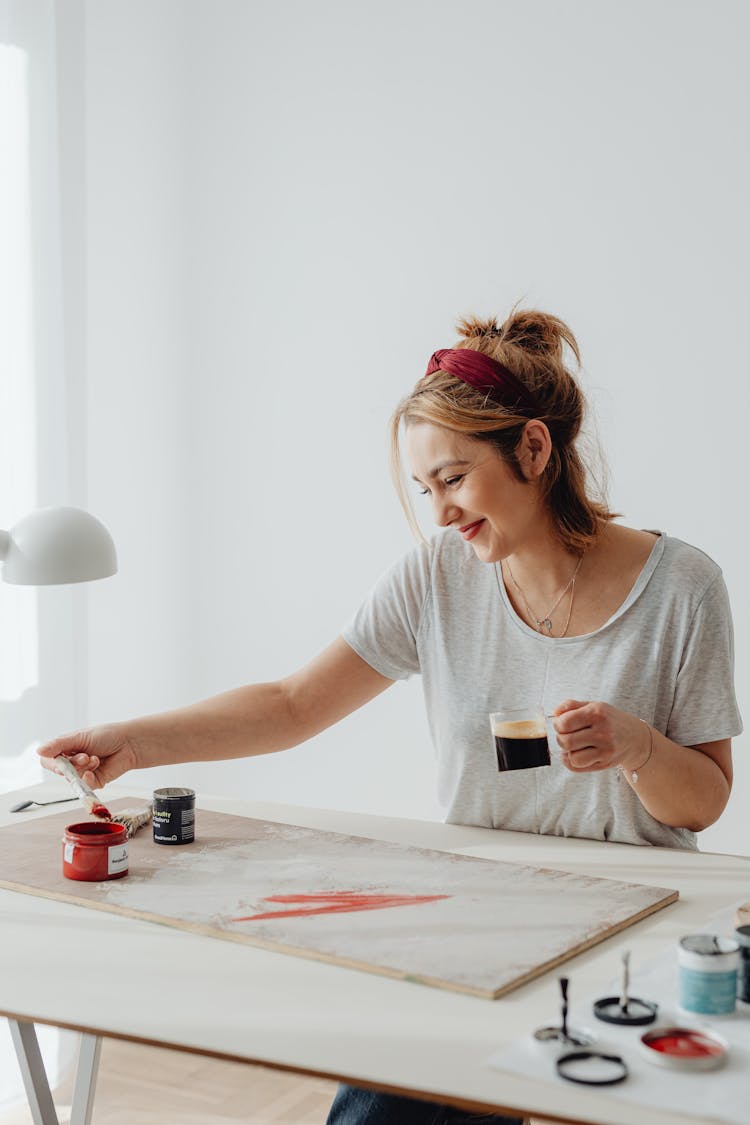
[
  {"x1": 737, "y1": 924, "x2": 750, "y2": 1003},
  {"x1": 153, "y1": 787, "x2": 195, "y2": 845}
]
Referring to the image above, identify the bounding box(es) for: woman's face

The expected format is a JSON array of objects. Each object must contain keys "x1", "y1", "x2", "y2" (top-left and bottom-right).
[{"x1": 406, "y1": 422, "x2": 543, "y2": 564}]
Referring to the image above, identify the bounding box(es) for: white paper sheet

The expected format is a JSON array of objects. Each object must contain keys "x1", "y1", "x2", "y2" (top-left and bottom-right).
[{"x1": 487, "y1": 904, "x2": 750, "y2": 1125}]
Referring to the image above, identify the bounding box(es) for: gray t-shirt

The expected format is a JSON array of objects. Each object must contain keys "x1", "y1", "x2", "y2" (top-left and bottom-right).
[{"x1": 342, "y1": 531, "x2": 742, "y2": 849}]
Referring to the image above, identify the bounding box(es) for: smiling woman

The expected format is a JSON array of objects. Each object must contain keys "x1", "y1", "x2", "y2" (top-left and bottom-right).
[
  {"x1": 345, "y1": 308, "x2": 740, "y2": 849},
  {"x1": 392, "y1": 311, "x2": 615, "y2": 553},
  {"x1": 37, "y1": 305, "x2": 743, "y2": 1125}
]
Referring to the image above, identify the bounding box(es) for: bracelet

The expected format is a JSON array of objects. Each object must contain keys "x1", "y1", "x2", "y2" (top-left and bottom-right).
[{"x1": 625, "y1": 719, "x2": 653, "y2": 784}]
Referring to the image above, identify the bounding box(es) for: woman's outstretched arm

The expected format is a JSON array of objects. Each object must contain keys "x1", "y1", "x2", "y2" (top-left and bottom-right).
[{"x1": 38, "y1": 637, "x2": 393, "y2": 788}]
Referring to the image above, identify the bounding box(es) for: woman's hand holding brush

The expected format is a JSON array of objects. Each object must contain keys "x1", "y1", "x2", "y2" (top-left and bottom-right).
[
  {"x1": 42, "y1": 728, "x2": 154, "y2": 838},
  {"x1": 38, "y1": 724, "x2": 141, "y2": 788}
]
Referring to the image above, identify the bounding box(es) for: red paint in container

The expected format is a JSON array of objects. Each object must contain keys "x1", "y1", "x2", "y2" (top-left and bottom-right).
[
  {"x1": 640, "y1": 1026, "x2": 728, "y2": 1070},
  {"x1": 62, "y1": 821, "x2": 129, "y2": 882}
]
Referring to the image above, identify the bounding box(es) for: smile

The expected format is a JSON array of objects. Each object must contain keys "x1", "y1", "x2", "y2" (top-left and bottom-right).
[{"x1": 459, "y1": 520, "x2": 485, "y2": 541}]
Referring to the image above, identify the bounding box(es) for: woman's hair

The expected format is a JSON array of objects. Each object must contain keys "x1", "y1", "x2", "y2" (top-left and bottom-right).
[{"x1": 390, "y1": 306, "x2": 616, "y2": 554}]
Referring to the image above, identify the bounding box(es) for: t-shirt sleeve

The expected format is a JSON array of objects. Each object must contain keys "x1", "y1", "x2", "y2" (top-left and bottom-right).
[
  {"x1": 666, "y1": 574, "x2": 744, "y2": 746},
  {"x1": 341, "y1": 542, "x2": 432, "y2": 680}
]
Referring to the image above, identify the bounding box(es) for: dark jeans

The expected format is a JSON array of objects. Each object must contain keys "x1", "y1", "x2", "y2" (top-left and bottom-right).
[{"x1": 326, "y1": 1084, "x2": 524, "y2": 1124}]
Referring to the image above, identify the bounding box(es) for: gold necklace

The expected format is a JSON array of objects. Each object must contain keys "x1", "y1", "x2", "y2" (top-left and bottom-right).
[{"x1": 503, "y1": 556, "x2": 583, "y2": 637}]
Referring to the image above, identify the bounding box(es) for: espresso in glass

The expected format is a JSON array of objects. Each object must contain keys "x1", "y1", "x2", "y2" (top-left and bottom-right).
[{"x1": 490, "y1": 707, "x2": 551, "y2": 772}]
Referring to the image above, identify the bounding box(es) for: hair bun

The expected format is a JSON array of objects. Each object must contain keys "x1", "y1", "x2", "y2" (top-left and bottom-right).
[
  {"x1": 455, "y1": 315, "x2": 501, "y2": 340},
  {"x1": 499, "y1": 308, "x2": 581, "y2": 365}
]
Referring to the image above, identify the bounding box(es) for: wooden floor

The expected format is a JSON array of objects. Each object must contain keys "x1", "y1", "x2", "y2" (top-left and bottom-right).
[
  {"x1": 2, "y1": 1036, "x2": 544, "y2": 1123},
  {"x1": 1, "y1": 1037, "x2": 338, "y2": 1124}
]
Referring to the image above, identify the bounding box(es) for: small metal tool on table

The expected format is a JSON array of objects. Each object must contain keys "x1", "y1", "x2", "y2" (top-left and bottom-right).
[
  {"x1": 534, "y1": 977, "x2": 594, "y2": 1047},
  {"x1": 10, "y1": 796, "x2": 78, "y2": 812},
  {"x1": 534, "y1": 976, "x2": 629, "y2": 1086},
  {"x1": 593, "y1": 951, "x2": 658, "y2": 1026}
]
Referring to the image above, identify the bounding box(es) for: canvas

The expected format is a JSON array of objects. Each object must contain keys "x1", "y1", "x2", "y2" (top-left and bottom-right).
[{"x1": 0, "y1": 802, "x2": 678, "y2": 999}]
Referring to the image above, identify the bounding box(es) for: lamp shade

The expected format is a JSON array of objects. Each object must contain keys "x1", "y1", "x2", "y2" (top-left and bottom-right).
[{"x1": 0, "y1": 506, "x2": 117, "y2": 585}]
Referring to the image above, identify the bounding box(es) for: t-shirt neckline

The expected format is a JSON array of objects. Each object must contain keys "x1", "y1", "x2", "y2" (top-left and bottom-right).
[{"x1": 495, "y1": 531, "x2": 666, "y2": 644}]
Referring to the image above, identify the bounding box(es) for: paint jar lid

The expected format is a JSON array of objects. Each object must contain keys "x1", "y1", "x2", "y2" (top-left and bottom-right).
[
  {"x1": 640, "y1": 1026, "x2": 728, "y2": 1070},
  {"x1": 593, "y1": 995, "x2": 658, "y2": 1026},
  {"x1": 153, "y1": 787, "x2": 195, "y2": 800},
  {"x1": 679, "y1": 934, "x2": 739, "y2": 956},
  {"x1": 556, "y1": 1050, "x2": 628, "y2": 1086},
  {"x1": 63, "y1": 821, "x2": 128, "y2": 846},
  {"x1": 735, "y1": 924, "x2": 750, "y2": 948}
]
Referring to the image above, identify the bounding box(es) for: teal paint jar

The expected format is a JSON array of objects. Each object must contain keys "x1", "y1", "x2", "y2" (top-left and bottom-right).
[{"x1": 678, "y1": 934, "x2": 740, "y2": 1016}]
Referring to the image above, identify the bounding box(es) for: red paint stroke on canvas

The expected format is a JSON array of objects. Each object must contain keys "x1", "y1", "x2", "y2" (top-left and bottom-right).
[{"x1": 232, "y1": 891, "x2": 450, "y2": 922}]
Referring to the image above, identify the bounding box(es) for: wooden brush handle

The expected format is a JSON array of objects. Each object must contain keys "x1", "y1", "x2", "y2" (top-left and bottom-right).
[{"x1": 53, "y1": 754, "x2": 99, "y2": 812}]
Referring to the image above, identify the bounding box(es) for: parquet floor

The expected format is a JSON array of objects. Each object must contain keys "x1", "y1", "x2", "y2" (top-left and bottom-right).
[
  {"x1": 0, "y1": 1036, "x2": 337, "y2": 1124},
  {"x1": 1, "y1": 1036, "x2": 544, "y2": 1123}
]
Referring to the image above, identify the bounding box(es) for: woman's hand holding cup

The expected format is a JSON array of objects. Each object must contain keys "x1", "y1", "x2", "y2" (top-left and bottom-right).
[{"x1": 553, "y1": 700, "x2": 649, "y2": 775}]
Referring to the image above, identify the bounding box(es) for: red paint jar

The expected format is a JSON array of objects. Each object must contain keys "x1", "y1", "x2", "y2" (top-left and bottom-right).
[{"x1": 62, "y1": 821, "x2": 129, "y2": 881}]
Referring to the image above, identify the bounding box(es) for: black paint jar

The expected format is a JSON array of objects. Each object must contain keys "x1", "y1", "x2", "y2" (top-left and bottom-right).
[
  {"x1": 153, "y1": 787, "x2": 195, "y2": 845},
  {"x1": 737, "y1": 924, "x2": 750, "y2": 1003}
]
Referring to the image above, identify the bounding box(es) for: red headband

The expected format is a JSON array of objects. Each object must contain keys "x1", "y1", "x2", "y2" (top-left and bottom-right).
[{"x1": 425, "y1": 348, "x2": 539, "y2": 415}]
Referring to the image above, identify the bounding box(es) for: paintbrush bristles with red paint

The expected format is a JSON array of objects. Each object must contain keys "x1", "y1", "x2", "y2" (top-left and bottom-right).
[
  {"x1": 54, "y1": 753, "x2": 112, "y2": 819},
  {"x1": 53, "y1": 754, "x2": 153, "y2": 838}
]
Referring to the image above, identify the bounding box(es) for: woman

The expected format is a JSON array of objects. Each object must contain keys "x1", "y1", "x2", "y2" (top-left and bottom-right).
[{"x1": 39, "y1": 307, "x2": 742, "y2": 1125}]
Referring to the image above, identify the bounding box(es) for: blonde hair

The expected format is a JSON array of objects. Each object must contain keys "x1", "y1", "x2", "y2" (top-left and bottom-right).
[{"x1": 390, "y1": 307, "x2": 616, "y2": 554}]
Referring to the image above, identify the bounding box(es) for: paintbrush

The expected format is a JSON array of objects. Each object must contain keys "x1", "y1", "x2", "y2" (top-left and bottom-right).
[
  {"x1": 54, "y1": 753, "x2": 113, "y2": 819},
  {"x1": 53, "y1": 755, "x2": 153, "y2": 838},
  {"x1": 111, "y1": 804, "x2": 153, "y2": 839}
]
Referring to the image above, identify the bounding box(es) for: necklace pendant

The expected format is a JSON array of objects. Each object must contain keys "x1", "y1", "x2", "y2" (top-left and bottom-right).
[{"x1": 538, "y1": 618, "x2": 553, "y2": 633}]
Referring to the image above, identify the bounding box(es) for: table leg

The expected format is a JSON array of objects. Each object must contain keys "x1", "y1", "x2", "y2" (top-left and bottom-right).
[
  {"x1": 69, "y1": 1034, "x2": 101, "y2": 1125},
  {"x1": 8, "y1": 1019, "x2": 60, "y2": 1125},
  {"x1": 8, "y1": 1020, "x2": 102, "y2": 1125}
]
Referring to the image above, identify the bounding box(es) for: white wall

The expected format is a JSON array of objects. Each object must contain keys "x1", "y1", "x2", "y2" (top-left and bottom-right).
[
  {"x1": 75, "y1": 0, "x2": 749, "y2": 852},
  {"x1": 83, "y1": 0, "x2": 192, "y2": 721},
  {"x1": 0, "y1": 0, "x2": 81, "y2": 784}
]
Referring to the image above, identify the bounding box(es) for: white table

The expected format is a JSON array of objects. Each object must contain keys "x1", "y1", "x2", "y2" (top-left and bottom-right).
[{"x1": 2, "y1": 781, "x2": 748, "y2": 1125}]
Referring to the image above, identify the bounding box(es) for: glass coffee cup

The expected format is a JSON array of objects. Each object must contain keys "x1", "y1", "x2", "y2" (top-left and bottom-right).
[{"x1": 490, "y1": 705, "x2": 551, "y2": 771}]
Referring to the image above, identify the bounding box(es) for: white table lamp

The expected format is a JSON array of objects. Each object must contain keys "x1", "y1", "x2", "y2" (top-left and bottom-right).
[{"x1": 0, "y1": 506, "x2": 117, "y2": 585}]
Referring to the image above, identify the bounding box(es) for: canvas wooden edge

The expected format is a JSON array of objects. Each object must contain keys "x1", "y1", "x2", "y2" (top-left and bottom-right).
[
  {"x1": 735, "y1": 902, "x2": 750, "y2": 927},
  {"x1": 0, "y1": 879, "x2": 679, "y2": 1002},
  {"x1": 488, "y1": 888, "x2": 679, "y2": 998}
]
